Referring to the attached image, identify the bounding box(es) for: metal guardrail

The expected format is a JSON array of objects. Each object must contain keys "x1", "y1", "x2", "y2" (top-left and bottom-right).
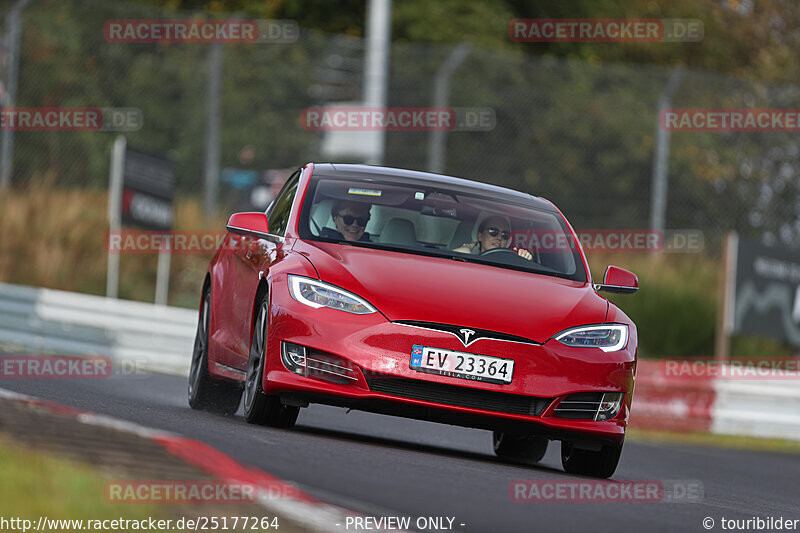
[{"x1": 0, "y1": 282, "x2": 196, "y2": 376}]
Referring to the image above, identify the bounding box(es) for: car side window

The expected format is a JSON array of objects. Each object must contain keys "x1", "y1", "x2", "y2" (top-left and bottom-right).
[{"x1": 266, "y1": 170, "x2": 301, "y2": 236}]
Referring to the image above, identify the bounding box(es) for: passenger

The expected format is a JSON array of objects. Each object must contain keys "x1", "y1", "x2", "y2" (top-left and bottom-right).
[
  {"x1": 320, "y1": 199, "x2": 372, "y2": 242},
  {"x1": 454, "y1": 215, "x2": 532, "y2": 259}
]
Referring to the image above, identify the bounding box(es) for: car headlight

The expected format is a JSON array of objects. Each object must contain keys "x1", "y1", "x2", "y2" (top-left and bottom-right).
[
  {"x1": 288, "y1": 275, "x2": 377, "y2": 315},
  {"x1": 554, "y1": 324, "x2": 628, "y2": 352}
]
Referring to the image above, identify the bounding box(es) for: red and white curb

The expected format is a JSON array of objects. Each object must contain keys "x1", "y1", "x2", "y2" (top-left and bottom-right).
[{"x1": 0, "y1": 388, "x2": 411, "y2": 533}]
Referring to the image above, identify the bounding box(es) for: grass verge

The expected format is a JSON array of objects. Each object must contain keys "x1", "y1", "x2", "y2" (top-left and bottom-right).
[
  {"x1": 627, "y1": 427, "x2": 800, "y2": 454},
  {"x1": 0, "y1": 436, "x2": 168, "y2": 517}
]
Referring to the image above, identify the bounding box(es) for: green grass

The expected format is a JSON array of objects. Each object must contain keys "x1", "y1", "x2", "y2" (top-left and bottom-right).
[
  {"x1": 0, "y1": 438, "x2": 306, "y2": 533},
  {"x1": 0, "y1": 438, "x2": 168, "y2": 518}
]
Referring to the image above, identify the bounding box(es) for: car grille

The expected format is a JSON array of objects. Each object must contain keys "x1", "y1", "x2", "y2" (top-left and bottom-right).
[
  {"x1": 393, "y1": 320, "x2": 537, "y2": 345},
  {"x1": 365, "y1": 372, "x2": 552, "y2": 416},
  {"x1": 553, "y1": 392, "x2": 604, "y2": 420}
]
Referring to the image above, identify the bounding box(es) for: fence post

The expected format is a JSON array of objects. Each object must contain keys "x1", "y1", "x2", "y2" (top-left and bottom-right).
[
  {"x1": 427, "y1": 43, "x2": 470, "y2": 174},
  {"x1": 649, "y1": 66, "x2": 684, "y2": 245},
  {"x1": 0, "y1": 0, "x2": 34, "y2": 189},
  {"x1": 362, "y1": 0, "x2": 392, "y2": 165},
  {"x1": 715, "y1": 232, "x2": 738, "y2": 360},
  {"x1": 203, "y1": 43, "x2": 223, "y2": 217},
  {"x1": 106, "y1": 136, "x2": 126, "y2": 299}
]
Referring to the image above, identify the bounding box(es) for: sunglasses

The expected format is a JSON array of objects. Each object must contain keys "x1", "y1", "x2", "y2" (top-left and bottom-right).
[
  {"x1": 485, "y1": 227, "x2": 511, "y2": 239},
  {"x1": 337, "y1": 214, "x2": 370, "y2": 226}
]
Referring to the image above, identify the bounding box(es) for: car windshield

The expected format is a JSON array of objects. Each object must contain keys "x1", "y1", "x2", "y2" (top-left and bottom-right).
[{"x1": 299, "y1": 176, "x2": 587, "y2": 282}]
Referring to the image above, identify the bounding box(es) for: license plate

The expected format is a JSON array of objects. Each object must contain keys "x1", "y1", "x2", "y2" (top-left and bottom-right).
[{"x1": 410, "y1": 344, "x2": 514, "y2": 384}]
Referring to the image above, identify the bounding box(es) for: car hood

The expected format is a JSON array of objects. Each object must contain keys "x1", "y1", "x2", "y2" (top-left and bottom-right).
[{"x1": 292, "y1": 240, "x2": 608, "y2": 343}]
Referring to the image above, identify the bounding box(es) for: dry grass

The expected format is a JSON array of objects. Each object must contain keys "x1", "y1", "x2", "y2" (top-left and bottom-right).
[{"x1": 0, "y1": 180, "x2": 226, "y2": 308}]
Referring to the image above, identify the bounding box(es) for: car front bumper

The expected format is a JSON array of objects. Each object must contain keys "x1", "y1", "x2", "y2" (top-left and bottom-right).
[{"x1": 262, "y1": 279, "x2": 636, "y2": 445}]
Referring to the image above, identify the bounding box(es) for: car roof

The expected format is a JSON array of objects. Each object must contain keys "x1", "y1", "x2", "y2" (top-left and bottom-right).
[{"x1": 311, "y1": 163, "x2": 557, "y2": 212}]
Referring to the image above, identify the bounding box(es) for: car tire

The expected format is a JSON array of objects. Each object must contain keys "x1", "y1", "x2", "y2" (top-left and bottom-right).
[
  {"x1": 560, "y1": 440, "x2": 623, "y2": 479},
  {"x1": 493, "y1": 431, "x2": 549, "y2": 465},
  {"x1": 243, "y1": 297, "x2": 300, "y2": 428},
  {"x1": 188, "y1": 288, "x2": 243, "y2": 415}
]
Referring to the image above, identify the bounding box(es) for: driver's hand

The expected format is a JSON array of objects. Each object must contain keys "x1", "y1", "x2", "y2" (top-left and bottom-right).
[
  {"x1": 514, "y1": 247, "x2": 533, "y2": 260},
  {"x1": 455, "y1": 241, "x2": 478, "y2": 252}
]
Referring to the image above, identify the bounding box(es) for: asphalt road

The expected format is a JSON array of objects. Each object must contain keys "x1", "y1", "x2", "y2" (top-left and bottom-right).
[{"x1": 2, "y1": 371, "x2": 799, "y2": 533}]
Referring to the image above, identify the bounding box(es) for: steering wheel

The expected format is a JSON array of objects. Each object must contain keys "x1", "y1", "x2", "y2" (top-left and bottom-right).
[{"x1": 479, "y1": 246, "x2": 518, "y2": 257}]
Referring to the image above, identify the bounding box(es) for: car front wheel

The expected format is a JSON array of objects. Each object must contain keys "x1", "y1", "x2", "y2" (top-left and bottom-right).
[
  {"x1": 493, "y1": 431, "x2": 549, "y2": 465},
  {"x1": 243, "y1": 297, "x2": 300, "y2": 428},
  {"x1": 560, "y1": 440, "x2": 623, "y2": 478}
]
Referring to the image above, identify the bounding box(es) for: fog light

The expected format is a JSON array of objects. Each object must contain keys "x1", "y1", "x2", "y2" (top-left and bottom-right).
[
  {"x1": 281, "y1": 342, "x2": 306, "y2": 375},
  {"x1": 595, "y1": 392, "x2": 623, "y2": 421}
]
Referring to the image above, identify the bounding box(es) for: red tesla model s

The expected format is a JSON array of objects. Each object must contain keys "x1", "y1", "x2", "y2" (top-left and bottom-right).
[{"x1": 188, "y1": 163, "x2": 638, "y2": 478}]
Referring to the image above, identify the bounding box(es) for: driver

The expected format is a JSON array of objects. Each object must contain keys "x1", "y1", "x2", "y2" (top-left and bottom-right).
[
  {"x1": 319, "y1": 199, "x2": 373, "y2": 242},
  {"x1": 453, "y1": 215, "x2": 532, "y2": 259}
]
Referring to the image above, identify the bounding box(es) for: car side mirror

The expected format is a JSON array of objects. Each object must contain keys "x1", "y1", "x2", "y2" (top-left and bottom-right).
[
  {"x1": 595, "y1": 265, "x2": 638, "y2": 294},
  {"x1": 226, "y1": 212, "x2": 270, "y2": 238}
]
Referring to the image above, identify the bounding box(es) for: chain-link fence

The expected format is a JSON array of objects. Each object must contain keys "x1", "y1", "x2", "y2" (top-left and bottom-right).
[{"x1": 3, "y1": 0, "x2": 800, "y2": 252}]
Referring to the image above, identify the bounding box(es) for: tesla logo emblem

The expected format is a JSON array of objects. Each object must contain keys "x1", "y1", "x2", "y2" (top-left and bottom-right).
[{"x1": 459, "y1": 328, "x2": 476, "y2": 346}]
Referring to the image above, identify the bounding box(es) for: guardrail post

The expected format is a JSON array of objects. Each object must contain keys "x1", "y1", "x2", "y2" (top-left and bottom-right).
[{"x1": 106, "y1": 135, "x2": 126, "y2": 299}]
